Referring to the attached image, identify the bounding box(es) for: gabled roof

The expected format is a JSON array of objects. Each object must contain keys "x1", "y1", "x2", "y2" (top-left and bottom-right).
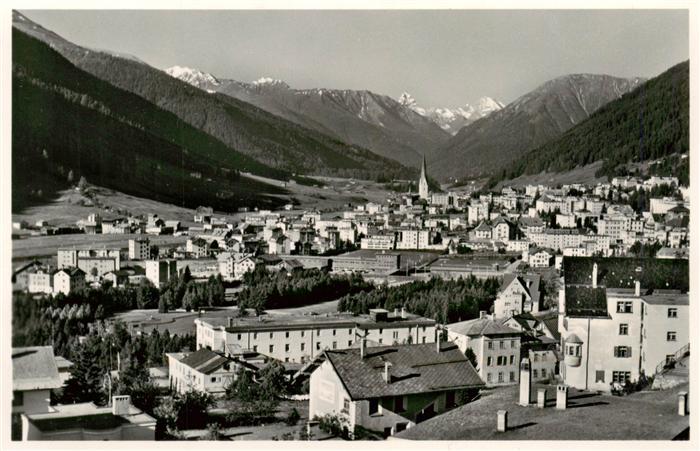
[
  {"x1": 178, "y1": 348, "x2": 233, "y2": 375},
  {"x1": 448, "y1": 317, "x2": 521, "y2": 337},
  {"x1": 474, "y1": 222, "x2": 492, "y2": 232},
  {"x1": 13, "y1": 346, "x2": 63, "y2": 391},
  {"x1": 56, "y1": 267, "x2": 85, "y2": 277},
  {"x1": 498, "y1": 274, "x2": 541, "y2": 302},
  {"x1": 324, "y1": 343, "x2": 483, "y2": 400}
]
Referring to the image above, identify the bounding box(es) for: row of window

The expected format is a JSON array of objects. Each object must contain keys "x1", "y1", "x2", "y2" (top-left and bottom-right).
[
  {"x1": 594, "y1": 371, "x2": 632, "y2": 384},
  {"x1": 487, "y1": 355, "x2": 516, "y2": 366},
  {"x1": 235, "y1": 326, "x2": 429, "y2": 341},
  {"x1": 486, "y1": 371, "x2": 516, "y2": 383},
  {"x1": 617, "y1": 303, "x2": 678, "y2": 318},
  {"x1": 486, "y1": 339, "x2": 518, "y2": 350}
]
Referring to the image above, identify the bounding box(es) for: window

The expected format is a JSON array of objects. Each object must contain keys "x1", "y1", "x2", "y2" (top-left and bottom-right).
[
  {"x1": 498, "y1": 372, "x2": 504, "y2": 383},
  {"x1": 532, "y1": 369, "x2": 538, "y2": 378},
  {"x1": 617, "y1": 301, "x2": 633, "y2": 313},
  {"x1": 511, "y1": 340, "x2": 517, "y2": 348},
  {"x1": 395, "y1": 422, "x2": 408, "y2": 433},
  {"x1": 285, "y1": 332, "x2": 289, "y2": 338},
  {"x1": 301, "y1": 331, "x2": 305, "y2": 337},
  {"x1": 285, "y1": 344, "x2": 290, "y2": 352},
  {"x1": 269, "y1": 345, "x2": 274, "y2": 353},
  {"x1": 348, "y1": 341, "x2": 353, "y2": 347},
  {"x1": 510, "y1": 371, "x2": 516, "y2": 382},
  {"x1": 487, "y1": 341, "x2": 493, "y2": 350},
  {"x1": 270, "y1": 332, "x2": 274, "y2": 339},
  {"x1": 237, "y1": 334, "x2": 242, "y2": 340},
  {"x1": 395, "y1": 396, "x2": 406, "y2": 412},
  {"x1": 316, "y1": 342, "x2": 321, "y2": 350},
  {"x1": 619, "y1": 324, "x2": 629, "y2": 335},
  {"x1": 349, "y1": 329, "x2": 353, "y2": 335},
  {"x1": 253, "y1": 333, "x2": 258, "y2": 339},
  {"x1": 333, "y1": 329, "x2": 336, "y2": 336},
  {"x1": 613, "y1": 346, "x2": 631, "y2": 358},
  {"x1": 12, "y1": 391, "x2": 23, "y2": 407},
  {"x1": 211, "y1": 377, "x2": 217, "y2": 383},
  {"x1": 668, "y1": 308, "x2": 678, "y2": 318},
  {"x1": 301, "y1": 343, "x2": 305, "y2": 351},
  {"x1": 667, "y1": 331, "x2": 677, "y2": 342},
  {"x1": 422, "y1": 326, "x2": 426, "y2": 332},
  {"x1": 510, "y1": 355, "x2": 514, "y2": 365},
  {"x1": 253, "y1": 345, "x2": 258, "y2": 352},
  {"x1": 612, "y1": 371, "x2": 631, "y2": 383},
  {"x1": 342, "y1": 398, "x2": 350, "y2": 414},
  {"x1": 378, "y1": 339, "x2": 383, "y2": 344},
  {"x1": 422, "y1": 337, "x2": 426, "y2": 344},
  {"x1": 595, "y1": 371, "x2": 605, "y2": 383},
  {"x1": 666, "y1": 354, "x2": 675, "y2": 364},
  {"x1": 487, "y1": 373, "x2": 492, "y2": 383},
  {"x1": 487, "y1": 356, "x2": 493, "y2": 366},
  {"x1": 533, "y1": 354, "x2": 539, "y2": 362},
  {"x1": 317, "y1": 330, "x2": 320, "y2": 336},
  {"x1": 332, "y1": 341, "x2": 337, "y2": 349},
  {"x1": 285, "y1": 357, "x2": 289, "y2": 363},
  {"x1": 393, "y1": 331, "x2": 399, "y2": 339},
  {"x1": 379, "y1": 328, "x2": 383, "y2": 334},
  {"x1": 369, "y1": 399, "x2": 380, "y2": 415},
  {"x1": 499, "y1": 341, "x2": 505, "y2": 350}
]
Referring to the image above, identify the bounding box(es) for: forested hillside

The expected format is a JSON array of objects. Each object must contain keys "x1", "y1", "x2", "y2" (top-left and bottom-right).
[
  {"x1": 490, "y1": 61, "x2": 689, "y2": 186},
  {"x1": 12, "y1": 29, "x2": 288, "y2": 211}
]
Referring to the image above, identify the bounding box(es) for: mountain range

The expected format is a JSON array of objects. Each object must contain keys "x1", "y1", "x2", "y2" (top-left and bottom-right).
[
  {"x1": 12, "y1": 11, "x2": 409, "y2": 182},
  {"x1": 164, "y1": 66, "x2": 453, "y2": 166},
  {"x1": 430, "y1": 73, "x2": 645, "y2": 182},
  {"x1": 397, "y1": 92, "x2": 505, "y2": 135},
  {"x1": 489, "y1": 60, "x2": 689, "y2": 186}
]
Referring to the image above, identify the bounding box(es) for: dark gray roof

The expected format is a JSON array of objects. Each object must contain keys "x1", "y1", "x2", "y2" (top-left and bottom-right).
[
  {"x1": 178, "y1": 348, "x2": 232, "y2": 375},
  {"x1": 448, "y1": 317, "x2": 521, "y2": 337},
  {"x1": 325, "y1": 343, "x2": 483, "y2": 400}
]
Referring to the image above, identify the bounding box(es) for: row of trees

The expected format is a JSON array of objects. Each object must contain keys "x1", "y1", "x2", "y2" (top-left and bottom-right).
[
  {"x1": 237, "y1": 266, "x2": 373, "y2": 313},
  {"x1": 337, "y1": 276, "x2": 501, "y2": 324},
  {"x1": 158, "y1": 269, "x2": 226, "y2": 313}
]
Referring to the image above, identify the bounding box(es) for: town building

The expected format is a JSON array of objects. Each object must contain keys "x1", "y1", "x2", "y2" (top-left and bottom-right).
[
  {"x1": 128, "y1": 238, "x2": 150, "y2": 260},
  {"x1": 309, "y1": 341, "x2": 483, "y2": 438},
  {"x1": 167, "y1": 348, "x2": 239, "y2": 395},
  {"x1": 195, "y1": 308, "x2": 436, "y2": 364},
  {"x1": 53, "y1": 267, "x2": 86, "y2": 295},
  {"x1": 144, "y1": 259, "x2": 178, "y2": 288},
  {"x1": 446, "y1": 313, "x2": 522, "y2": 386},
  {"x1": 493, "y1": 274, "x2": 542, "y2": 319}
]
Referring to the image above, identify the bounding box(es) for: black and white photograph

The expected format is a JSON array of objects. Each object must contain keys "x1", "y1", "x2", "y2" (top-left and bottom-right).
[{"x1": 2, "y1": 1, "x2": 697, "y2": 447}]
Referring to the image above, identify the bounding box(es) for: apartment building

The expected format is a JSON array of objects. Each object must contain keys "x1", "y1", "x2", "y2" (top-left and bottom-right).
[
  {"x1": 195, "y1": 308, "x2": 436, "y2": 364},
  {"x1": 493, "y1": 274, "x2": 541, "y2": 319},
  {"x1": 446, "y1": 313, "x2": 522, "y2": 386},
  {"x1": 128, "y1": 238, "x2": 150, "y2": 260}
]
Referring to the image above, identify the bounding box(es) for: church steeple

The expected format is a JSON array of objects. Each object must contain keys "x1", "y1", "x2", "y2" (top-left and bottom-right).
[{"x1": 418, "y1": 154, "x2": 429, "y2": 200}]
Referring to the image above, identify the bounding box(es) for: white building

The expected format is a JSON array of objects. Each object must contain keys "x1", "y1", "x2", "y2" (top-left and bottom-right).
[
  {"x1": 128, "y1": 238, "x2": 150, "y2": 261},
  {"x1": 145, "y1": 260, "x2": 178, "y2": 288}
]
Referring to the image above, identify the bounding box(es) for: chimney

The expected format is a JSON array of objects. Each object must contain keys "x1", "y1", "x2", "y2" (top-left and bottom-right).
[
  {"x1": 479, "y1": 311, "x2": 487, "y2": 319},
  {"x1": 592, "y1": 263, "x2": 598, "y2": 288},
  {"x1": 112, "y1": 395, "x2": 131, "y2": 416},
  {"x1": 401, "y1": 307, "x2": 406, "y2": 319},
  {"x1": 537, "y1": 388, "x2": 547, "y2": 408},
  {"x1": 394, "y1": 307, "x2": 399, "y2": 317},
  {"x1": 383, "y1": 362, "x2": 391, "y2": 383},
  {"x1": 360, "y1": 337, "x2": 367, "y2": 359},
  {"x1": 635, "y1": 280, "x2": 641, "y2": 297},
  {"x1": 497, "y1": 410, "x2": 508, "y2": 432},
  {"x1": 556, "y1": 385, "x2": 568, "y2": 410},
  {"x1": 678, "y1": 392, "x2": 688, "y2": 416},
  {"x1": 436, "y1": 330, "x2": 441, "y2": 353},
  {"x1": 519, "y1": 358, "x2": 532, "y2": 406},
  {"x1": 227, "y1": 317, "x2": 234, "y2": 327}
]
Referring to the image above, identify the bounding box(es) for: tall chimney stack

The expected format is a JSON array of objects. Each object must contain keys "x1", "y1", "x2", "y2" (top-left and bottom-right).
[
  {"x1": 383, "y1": 362, "x2": 391, "y2": 383},
  {"x1": 436, "y1": 329, "x2": 441, "y2": 353},
  {"x1": 519, "y1": 358, "x2": 532, "y2": 406},
  {"x1": 360, "y1": 337, "x2": 367, "y2": 359},
  {"x1": 592, "y1": 263, "x2": 598, "y2": 288},
  {"x1": 635, "y1": 280, "x2": 641, "y2": 297},
  {"x1": 401, "y1": 307, "x2": 406, "y2": 319}
]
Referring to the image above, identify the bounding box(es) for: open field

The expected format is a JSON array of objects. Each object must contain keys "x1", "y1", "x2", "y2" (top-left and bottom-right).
[
  {"x1": 493, "y1": 161, "x2": 607, "y2": 190},
  {"x1": 12, "y1": 233, "x2": 187, "y2": 265}
]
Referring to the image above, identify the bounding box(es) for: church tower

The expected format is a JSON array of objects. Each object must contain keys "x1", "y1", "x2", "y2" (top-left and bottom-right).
[{"x1": 418, "y1": 155, "x2": 429, "y2": 200}]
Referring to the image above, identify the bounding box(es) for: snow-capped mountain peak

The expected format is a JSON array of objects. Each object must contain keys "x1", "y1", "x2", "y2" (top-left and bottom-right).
[
  {"x1": 165, "y1": 65, "x2": 220, "y2": 88},
  {"x1": 398, "y1": 92, "x2": 504, "y2": 134},
  {"x1": 252, "y1": 77, "x2": 289, "y2": 88}
]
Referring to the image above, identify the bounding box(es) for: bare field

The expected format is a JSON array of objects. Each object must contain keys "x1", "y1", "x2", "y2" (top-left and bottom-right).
[{"x1": 493, "y1": 161, "x2": 607, "y2": 190}]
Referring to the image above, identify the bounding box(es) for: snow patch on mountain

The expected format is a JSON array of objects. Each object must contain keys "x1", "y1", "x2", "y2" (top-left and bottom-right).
[
  {"x1": 165, "y1": 65, "x2": 220, "y2": 88},
  {"x1": 398, "y1": 92, "x2": 505, "y2": 134}
]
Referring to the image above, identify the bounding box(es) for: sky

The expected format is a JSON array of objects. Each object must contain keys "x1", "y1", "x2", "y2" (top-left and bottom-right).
[{"x1": 20, "y1": 9, "x2": 689, "y2": 108}]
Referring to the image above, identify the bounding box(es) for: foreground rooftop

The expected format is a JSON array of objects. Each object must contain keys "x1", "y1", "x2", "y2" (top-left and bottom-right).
[{"x1": 394, "y1": 382, "x2": 689, "y2": 440}]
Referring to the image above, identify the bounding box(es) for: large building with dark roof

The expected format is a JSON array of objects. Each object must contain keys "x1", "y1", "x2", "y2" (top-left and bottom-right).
[
  {"x1": 309, "y1": 341, "x2": 483, "y2": 438},
  {"x1": 559, "y1": 258, "x2": 689, "y2": 392}
]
